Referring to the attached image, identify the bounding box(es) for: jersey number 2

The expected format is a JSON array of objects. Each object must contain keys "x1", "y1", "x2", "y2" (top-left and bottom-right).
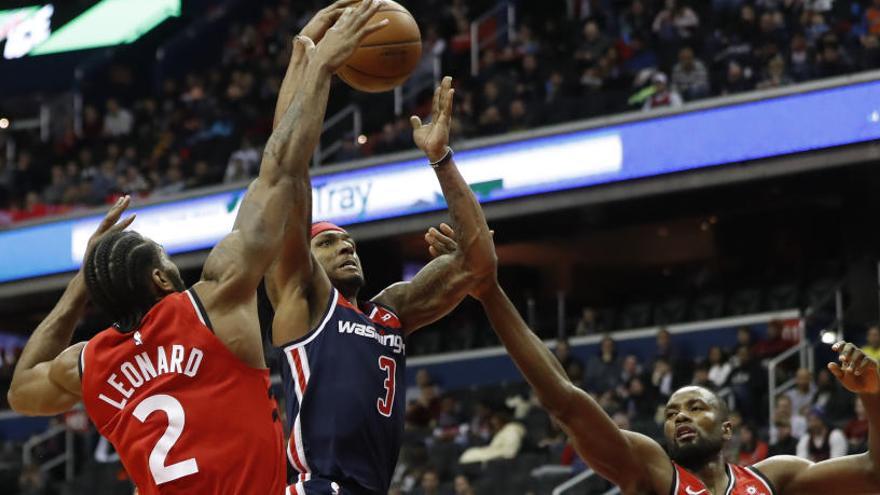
[
  {"x1": 133, "y1": 394, "x2": 200, "y2": 485},
  {"x1": 377, "y1": 356, "x2": 396, "y2": 417}
]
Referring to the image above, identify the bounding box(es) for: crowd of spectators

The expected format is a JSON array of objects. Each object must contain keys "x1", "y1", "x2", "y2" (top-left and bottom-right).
[{"x1": 2, "y1": 0, "x2": 880, "y2": 225}]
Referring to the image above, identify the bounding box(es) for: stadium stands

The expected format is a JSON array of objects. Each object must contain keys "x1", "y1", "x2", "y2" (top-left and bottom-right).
[{"x1": 3, "y1": 0, "x2": 880, "y2": 224}]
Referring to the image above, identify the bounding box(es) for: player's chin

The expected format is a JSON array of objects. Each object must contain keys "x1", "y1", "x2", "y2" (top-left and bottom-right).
[{"x1": 333, "y1": 269, "x2": 365, "y2": 288}]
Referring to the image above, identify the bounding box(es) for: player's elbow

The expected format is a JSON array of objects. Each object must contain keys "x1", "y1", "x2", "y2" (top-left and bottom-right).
[
  {"x1": 460, "y1": 248, "x2": 498, "y2": 282},
  {"x1": 7, "y1": 384, "x2": 69, "y2": 417},
  {"x1": 6, "y1": 388, "x2": 20, "y2": 413},
  {"x1": 7, "y1": 385, "x2": 34, "y2": 416}
]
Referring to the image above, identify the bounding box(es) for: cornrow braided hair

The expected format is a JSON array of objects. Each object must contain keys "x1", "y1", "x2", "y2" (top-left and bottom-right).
[{"x1": 83, "y1": 230, "x2": 162, "y2": 333}]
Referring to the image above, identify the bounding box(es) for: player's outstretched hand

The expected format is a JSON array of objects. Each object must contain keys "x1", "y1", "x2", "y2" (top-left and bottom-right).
[
  {"x1": 411, "y1": 76, "x2": 454, "y2": 163},
  {"x1": 312, "y1": 0, "x2": 388, "y2": 72},
  {"x1": 828, "y1": 341, "x2": 880, "y2": 395},
  {"x1": 299, "y1": 0, "x2": 360, "y2": 43},
  {"x1": 424, "y1": 223, "x2": 495, "y2": 259},
  {"x1": 425, "y1": 223, "x2": 458, "y2": 258},
  {"x1": 84, "y1": 195, "x2": 136, "y2": 259},
  {"x1": 426, "y1": 221, "x2": 498, "y2": 299}
]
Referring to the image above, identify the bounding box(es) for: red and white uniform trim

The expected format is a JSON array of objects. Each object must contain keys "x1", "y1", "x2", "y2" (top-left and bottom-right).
[
  {"x1": 283, "y1": 290, "x2": 339, "y2": 481},
  {"x1": 285, "y1": 483, "x2": 307, "y2": 495},
  {"x1": 670, "y1": 462, "x2": 775, "y2": 495}
]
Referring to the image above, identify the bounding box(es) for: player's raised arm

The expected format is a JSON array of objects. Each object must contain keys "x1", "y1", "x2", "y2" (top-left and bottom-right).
[
  {"x1": 754, "y1": 341, "x2": 880, "y2": 495},
  {"x1": 272, "y1": 0, "x2": 359, "y2": 129},
  {"x1": 8, "y1": 198, "x2": 135, "y2": 415},
  {"x1": 260, "y1": 1, "x2": 389, "y2": 347},
  {"x1": 202, "y1": 1, "x2": 388, "y2": 311},
  {"x1": 420, "y1": 226, "x2": 671, "y2": 490},
  {"x1": 372, "y1": 76, "x2": 496, "y2": 333},
  {"x1": 475, "y1": 280, "x2": 672, "y2": 492}
]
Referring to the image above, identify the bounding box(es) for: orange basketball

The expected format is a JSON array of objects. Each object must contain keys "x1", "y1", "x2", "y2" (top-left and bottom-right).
[{"x1": 337, "y1": 0, "x2": 422, "y2": 93}]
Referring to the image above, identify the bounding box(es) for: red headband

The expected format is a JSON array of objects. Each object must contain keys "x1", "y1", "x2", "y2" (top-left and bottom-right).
[{"x1": 310, "y1": 221, "x2": 346, "y2": 239}]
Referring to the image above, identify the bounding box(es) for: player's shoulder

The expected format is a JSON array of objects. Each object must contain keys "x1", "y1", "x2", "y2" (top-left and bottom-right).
[
  {"x1": 619, "y1": 430, "x2": 675, "y2": 494},
  {"x1": 730, "y1": 463, "x2": 777, "y2": 495},
  {"x1": 370, "y1": 281, "x2": 406, "y2": 315},
  {"x1": 333, "y1": 290, "x2": 401, "y2": 328}
]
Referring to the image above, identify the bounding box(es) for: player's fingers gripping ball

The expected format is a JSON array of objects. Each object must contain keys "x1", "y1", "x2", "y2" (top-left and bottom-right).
[{"x1": 336, "y1": 0, "x2": 421, "y2": 93}]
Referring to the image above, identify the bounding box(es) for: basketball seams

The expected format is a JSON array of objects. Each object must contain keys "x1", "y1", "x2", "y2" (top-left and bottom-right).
[
  {"x1": 358, "y1": 40, "x2": 422, "y2": 48},
  {"x1": 338, "y1": 0, "x2": 420, "y2": 92},
  {"x1": 341, "y1": 63, "x2": 414, "y2": 80}
]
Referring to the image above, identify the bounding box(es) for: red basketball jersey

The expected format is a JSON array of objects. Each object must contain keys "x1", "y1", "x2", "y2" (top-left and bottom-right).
[
  {"x1": 671, "y1": 462, "x2": 776, "y2": 495},
  {"x1": 80, "y1": 290, "x2": 286, "y2": 495}
]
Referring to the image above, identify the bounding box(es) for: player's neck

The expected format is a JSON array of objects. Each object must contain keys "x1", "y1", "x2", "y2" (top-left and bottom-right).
[
  {"x1": 692, "y1": 455, "x2": 730, "y2": 494},
  {"x1": 338, "y1": 287, "x2": 359, "y2": 307},
  {"x1": 333, "y1": 282, "x2": 361, "y2": 307}
]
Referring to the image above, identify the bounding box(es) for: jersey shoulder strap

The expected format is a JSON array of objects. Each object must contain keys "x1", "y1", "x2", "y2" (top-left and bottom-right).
[
  {"x1": 739, "y1": 464, "x2": 777, "y2": 495},
  {"x1": 278, "y1": 287, "x2": 340, "y2": 351},
  {"x1": 183, "y1": 288, "x2": 213, "y2": 332}
]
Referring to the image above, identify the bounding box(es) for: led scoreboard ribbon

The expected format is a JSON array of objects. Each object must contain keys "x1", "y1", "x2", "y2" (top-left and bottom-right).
[
  {"x1": 2, "y1": 77, "x2": 880, "y2": 283},
  {"x1": 0, "y1": 0, "x2": 180, "y2": 60}
]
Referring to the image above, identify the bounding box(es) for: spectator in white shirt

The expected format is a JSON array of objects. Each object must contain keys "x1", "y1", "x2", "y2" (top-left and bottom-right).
[
  {"x1": 796, "y1": 407, "x2": 847, "y2": 461},
  {"x1": 102, "y1": 99, "x2": 134, "y2": 137},
  {"x1": 642, "y1": 72, "x2": 683, "y2": 110},
  {"x1": 786, "y1": 368, "x2": 816, "y2": 416},
  {"x1": 459, "y1": 405, "x2": 526, "y2": 464},
  {"x1": 707, "y1": 346, "x2": 732, "y2": 388},
  {"x1": 671, "y1": 46, "x2": 710, "y2": 100},
  {"x1": 224, "y1": 137, "x2": 261, "y2": 183},
  {"x1": 653, "y1": 0, "x2": 700, "y2": 42}
]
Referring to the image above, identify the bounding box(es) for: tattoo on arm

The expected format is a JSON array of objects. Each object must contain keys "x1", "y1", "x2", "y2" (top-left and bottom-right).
[{"x1": 375, "y1": 253, "x2": 470, "y2": 334}]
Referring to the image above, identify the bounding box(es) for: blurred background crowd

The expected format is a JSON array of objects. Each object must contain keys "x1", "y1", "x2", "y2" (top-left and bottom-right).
[{"x1": 3, "y1": 0, "x2": 880, "y2": 224}]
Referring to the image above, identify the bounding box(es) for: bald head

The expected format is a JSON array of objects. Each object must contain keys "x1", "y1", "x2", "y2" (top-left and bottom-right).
[
  {"x1": 663, "y1": 386, "x2": 732, "y2": 470},
  {"x1": 667, "y1": 386, "x2": 729, "y2": 420}
]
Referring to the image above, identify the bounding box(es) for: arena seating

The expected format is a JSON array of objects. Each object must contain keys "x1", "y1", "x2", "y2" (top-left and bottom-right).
[{"x1": 3, "y1": 0, "x2": 880, "y2": 225}]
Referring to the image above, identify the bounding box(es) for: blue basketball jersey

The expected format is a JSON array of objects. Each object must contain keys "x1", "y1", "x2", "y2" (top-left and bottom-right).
[{"x1": 259, "y1": 285, "x2": 406, "y2": 495}]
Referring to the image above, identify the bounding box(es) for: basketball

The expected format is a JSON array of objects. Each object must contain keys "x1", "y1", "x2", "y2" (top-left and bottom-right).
[{"x1": 337, "y1": 0, "x2": 422, "y2": 93}]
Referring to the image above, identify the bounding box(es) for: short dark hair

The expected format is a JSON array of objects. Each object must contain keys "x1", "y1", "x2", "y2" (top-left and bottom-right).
[{"x1": 84, "y1": 230, "x2": 162, "y2": 333}]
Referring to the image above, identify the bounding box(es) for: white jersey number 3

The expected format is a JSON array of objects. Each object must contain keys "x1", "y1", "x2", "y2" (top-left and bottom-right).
[{"x1": 132, "y1": 394, "x2": 200, "y2": 485}]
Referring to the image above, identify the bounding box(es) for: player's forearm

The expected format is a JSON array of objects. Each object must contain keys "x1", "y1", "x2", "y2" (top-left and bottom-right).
[
  {"x1": 15, "y1": 273, "x2": 86, "y2": 373},
  {"x1": 263, "y1": 60, "x2": 332, "y2": 182},
  {"x1": 478, "y1": 283, "x2": 575, "y2": 415},
  {"x1": 272, "y1": 43, "x2": 304, "y2": 130},
  {"x1": 860, "y1": 392, "x2": 880, "y2": 470},
  {"x1": 479, "y1": 283, "x2": 647, "y2": 484},
  {"x1": 433, "y1": 158, "x2": 494, "y2": 276}
]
